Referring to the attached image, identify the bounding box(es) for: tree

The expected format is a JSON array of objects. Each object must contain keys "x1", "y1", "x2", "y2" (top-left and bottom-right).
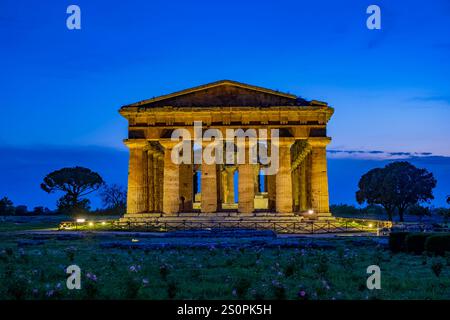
[
  {"x1": 356, "y1": 161, "x2": 436, "y2": 222},
  {"x1": 100, "y1": 184, "x2": 127, "y2": 213},
  {"x1": 0, "y1": 197, "x2": 15, "y2": 216},
  {"x1": 434, "y1": 207, "x2": 450, "y2": 223},
  {"x1": 447, "y1": 195, "x2": 450, "y2": 205},
  {"x1": 32, "y1": 206, "x2": 51, "y2": 215},
  {"x1": 330, "y1": 204, "x2": 361, "y2": 216},
  {"x1": 41, "y1": 167, "x2": 104, "y2": 214},
  {"x1": 407, "y1": 204, "x2": 431, "y2": 222},
  {"x1": 15, "y1": 205, "x2": 28, "y2": 215}
]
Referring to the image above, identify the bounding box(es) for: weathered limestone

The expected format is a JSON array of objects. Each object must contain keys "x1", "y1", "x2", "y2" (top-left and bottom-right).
[
  {"x1": 224, "y1": 166, "x2": 236, "y2": 204},
  {"x1": 238, "y1": 164, "x2": 255, "y2": 213},
  {"x1": 200, "y1": 142, "x2": 218, "y2": 212},
  {"x1": 160, "y1": 140, "x2": 180, "y2": 214},
  {"x1": 299, "y1": 160, "x2": 308, "y2": 212},
  {"x1": 309, "y1": 138, "x2": 331, "y2": 218},
  {"x1": 152, "y1": 153, "x2": 161, "y2": 212},
  {"x1": 179, "y1": 164, "x2": 194, "y2": 212},
  {"x1": 292, "y1": 166, "x2": 300, "y2": 212},
  {"x1": 253, "y1": 165, "x2": 260, "y2": 194},
  {"x1": 125, "y1": 140, "x2": 148, "y2": 214},
  {"x1": 275, "y1": 138, "x2": 294, "y2": 214},
  {"x1": 147, "y1": 149, "x2": 155, "y2": 212},
  {"x1": 201, "y1": 163, "x2": 218, "y2": 212},
  {"x1": 238, "y1": 143, "x2": 255, "y2": 214},
  {"x1": 267, "y1": 174, "x2": 276, "y2": 211},
  {"x1": 158, "y1": 156, "x2": 164, "y2": 212}
]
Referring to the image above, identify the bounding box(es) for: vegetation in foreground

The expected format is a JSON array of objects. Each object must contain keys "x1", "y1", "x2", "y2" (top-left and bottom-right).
[{"x1": 0, "y1": 234, "x2": 449, "y2": 300}]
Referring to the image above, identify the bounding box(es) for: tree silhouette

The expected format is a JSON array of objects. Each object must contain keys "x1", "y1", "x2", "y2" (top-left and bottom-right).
[
  {"x1": 356, "y1": 161, "x2": 436, "y2": 222},
  {"x1": 41, "y1": 167, "x2": 104, "y2": 214},
  {"x1": 0, "y1": 197, "x2": 15, "y2": 215},
  {"x1": 100, "y1": 184, "x2": 126, "y2": 213}
]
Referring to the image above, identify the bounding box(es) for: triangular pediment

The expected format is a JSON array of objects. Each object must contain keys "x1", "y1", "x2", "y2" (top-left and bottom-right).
[{"x1": 123, "y1": 80, "x2": 310, "y2": 108}]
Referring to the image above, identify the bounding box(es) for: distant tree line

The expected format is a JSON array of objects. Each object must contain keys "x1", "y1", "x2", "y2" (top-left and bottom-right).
[
  {"x1": 0, "y1": 197, "x2": 52, "y2": 216},
  {"x1": 1, "y1": 162, "x2": 449, "y2": 221},
  {"x1": 1, "y1": 166, "x2": 126, "y2": 216}
]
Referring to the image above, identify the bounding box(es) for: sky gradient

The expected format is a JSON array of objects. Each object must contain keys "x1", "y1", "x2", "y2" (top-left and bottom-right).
[{"x1": 1, "y1": 0, "x2": 449, "y2": 208}]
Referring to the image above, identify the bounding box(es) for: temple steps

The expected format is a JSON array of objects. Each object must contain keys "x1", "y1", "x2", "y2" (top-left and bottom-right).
[{"x1": 120, "y1": 212, "x2": 310, "y2": 223}]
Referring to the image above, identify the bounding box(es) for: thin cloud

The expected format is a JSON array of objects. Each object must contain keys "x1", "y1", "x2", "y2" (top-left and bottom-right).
[
  {"x1": 328, "y1": 149, "x2": 436, "y2": 160},
  {"x1": 409, "y1": 95, "x2": 450, "y2": 105}
]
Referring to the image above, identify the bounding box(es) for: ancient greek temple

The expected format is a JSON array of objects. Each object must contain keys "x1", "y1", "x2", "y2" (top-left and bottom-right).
[{"x1": 119, "y1": 80, "x2": 334, "y2": 223}]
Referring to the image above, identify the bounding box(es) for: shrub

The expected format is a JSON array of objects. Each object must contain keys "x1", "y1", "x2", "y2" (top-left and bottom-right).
[
  {"x1": 270, "y1": 281, "x2": 286, "y2": 300},
  {"x1": 159, "y1": 264, "x2": 170, "y2": 280},
  {"x1": 167, "y1": 281, "x2": 177, "y2": 299},
  {"x1": 430, "y1": 257, "x2": 445, "y2": 277},
  {"x1": 284, "y1": 261, "x2": 296, "y2": 277},
  {"x1": 234, "y1": 278, "x2": 251, "y2": 298},
  {"x1": 425, "y1": 234, "x2": 450, "y2": 256},
  {"x1": 405, "y1": 233, "x2": 432, "y2": 254},
  {"x1": 389, "y1": 232, "x2": 410, "y2": 253},
  {"x1": 14, "y1": 205, "x2": 28, "y2": 215}
]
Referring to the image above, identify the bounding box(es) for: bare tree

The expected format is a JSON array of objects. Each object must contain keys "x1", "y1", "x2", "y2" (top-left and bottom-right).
[{"x1": 100, "y1": 184, "x2": 126, "y2": 212}]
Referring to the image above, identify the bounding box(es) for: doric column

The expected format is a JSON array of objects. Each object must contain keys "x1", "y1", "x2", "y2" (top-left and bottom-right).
[
  {"x1": 253, "y1": 165, "x2": 260, "y2": 194},
  {"x1": 308, "y1": 138, "x2": 331, "y2": 217},
  {"x1": 201, "y1": 143, "x2": 218, "y2": 213},
  {"x1": 124, "y1": 140, "x2": 148, "y2": 214},
  {"x1": 220, "y1": 167, "x2": 227, "y2": 203},
  {"x1": 179, "y1": 164, "x2": 194, "y2": 212},
  {"x1": 267, "y1": 174, "x2": 276, "y2": 211},
  {"x1": 224, "y1": 166, "x2": 236, "y2": 204},
  {"x1": 160, "y1": 141, "x2": 179, "y2": 215},
  {"x1": 158, "y1": 155, "x2": 164, "y2": 212},
  {"x1": 152, "y1": 153, "x2": 160, "y2": 212},
  {"x1": 275, "y1": 138, "x2": 294, "y2": 214},
  {"x1": 238, "y1": 143, "x2": 255, "y2": 214},
  {"x1": 147, "y1": 149, "x2": 155, "y2": 212},
  {"x1": 299, "y1": 159, "x2": 308, "y2": 212},
  {"x1": 292, "y1": 166, "x2": 300, "y2": 212}
]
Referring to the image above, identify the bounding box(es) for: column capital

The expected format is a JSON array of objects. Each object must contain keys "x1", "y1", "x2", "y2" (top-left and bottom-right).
[
  {"x1": 307, "y1": 137, "x2": 331, "y2": 148},
  {"x1": 159, "y1": 139, "x2": 180, "y2": 149},
  {"x1": 124, "y1": 139, "x2": 148, "y2": 149},
  {"x1": 224, "y1": 165, "x2": 237, "y2": 173},
  {"x1": 273, "y1": 137, "x2": 295, "y2": 147}
]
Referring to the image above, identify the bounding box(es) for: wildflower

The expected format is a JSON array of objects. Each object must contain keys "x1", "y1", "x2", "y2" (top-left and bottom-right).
[
  {"x1": 142, "y1": 278, "x2": 149, "y2": 286},
  {"x1": 86, "y1": 272, "x2": 98, "y2": 281},
  {"x1": 129, "y1": 265, "x2": 138, "y2": 272},
  {"x1": 46, "y1": 290, "x2": 54, "y2": 297},
  {"x1": 232, "y1": 289, "x2": 237, "y2": 297}
]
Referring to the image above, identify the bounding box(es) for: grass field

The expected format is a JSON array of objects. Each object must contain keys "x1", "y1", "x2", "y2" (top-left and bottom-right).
[
  {"x1": 0, "y1": 226, "x2": 449, "y2": 300},
  {"x1": 0, "y1": 215, "x2": 120, "y2": 232}
]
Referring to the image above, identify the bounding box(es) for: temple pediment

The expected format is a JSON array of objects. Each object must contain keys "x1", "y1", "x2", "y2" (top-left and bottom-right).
[{"x1": 122, "y1": 80, "x2": 313, "y2": 108}]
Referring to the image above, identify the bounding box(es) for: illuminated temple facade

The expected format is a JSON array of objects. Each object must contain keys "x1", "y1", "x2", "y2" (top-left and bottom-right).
[{"x1": 119, "y1": 80, "x2": 334, "y2": 222}]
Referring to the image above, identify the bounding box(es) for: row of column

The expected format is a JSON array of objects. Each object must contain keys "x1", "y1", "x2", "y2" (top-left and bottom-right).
[
  {"x1": 125, "y1": 138, "x2": 330, "y2": 216},
  {"x1": 125, "y1": 141, "x2": 165, "y2": 214}
]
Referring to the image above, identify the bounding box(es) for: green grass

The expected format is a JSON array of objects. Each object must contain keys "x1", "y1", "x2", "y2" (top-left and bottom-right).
[
  {"x1": 0, "y1": 215, "x2": 121, "y2": 232},
  {"x1": 0, "y1": 233, "x2": 449, "y2": 300}
]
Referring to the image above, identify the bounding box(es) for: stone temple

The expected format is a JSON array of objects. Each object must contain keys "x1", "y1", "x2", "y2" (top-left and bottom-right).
[{"x1": 119, "y1": 80, "x2": 334, "y2": 225}]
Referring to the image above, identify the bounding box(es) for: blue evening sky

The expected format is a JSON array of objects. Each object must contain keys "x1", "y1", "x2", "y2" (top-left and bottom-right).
[
  {"x1": 1, "y1": 0, "x2": 449, "y2": 155},
  {"x1": 1, "y1": 0, "x2": 450, "y2": 209}
]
